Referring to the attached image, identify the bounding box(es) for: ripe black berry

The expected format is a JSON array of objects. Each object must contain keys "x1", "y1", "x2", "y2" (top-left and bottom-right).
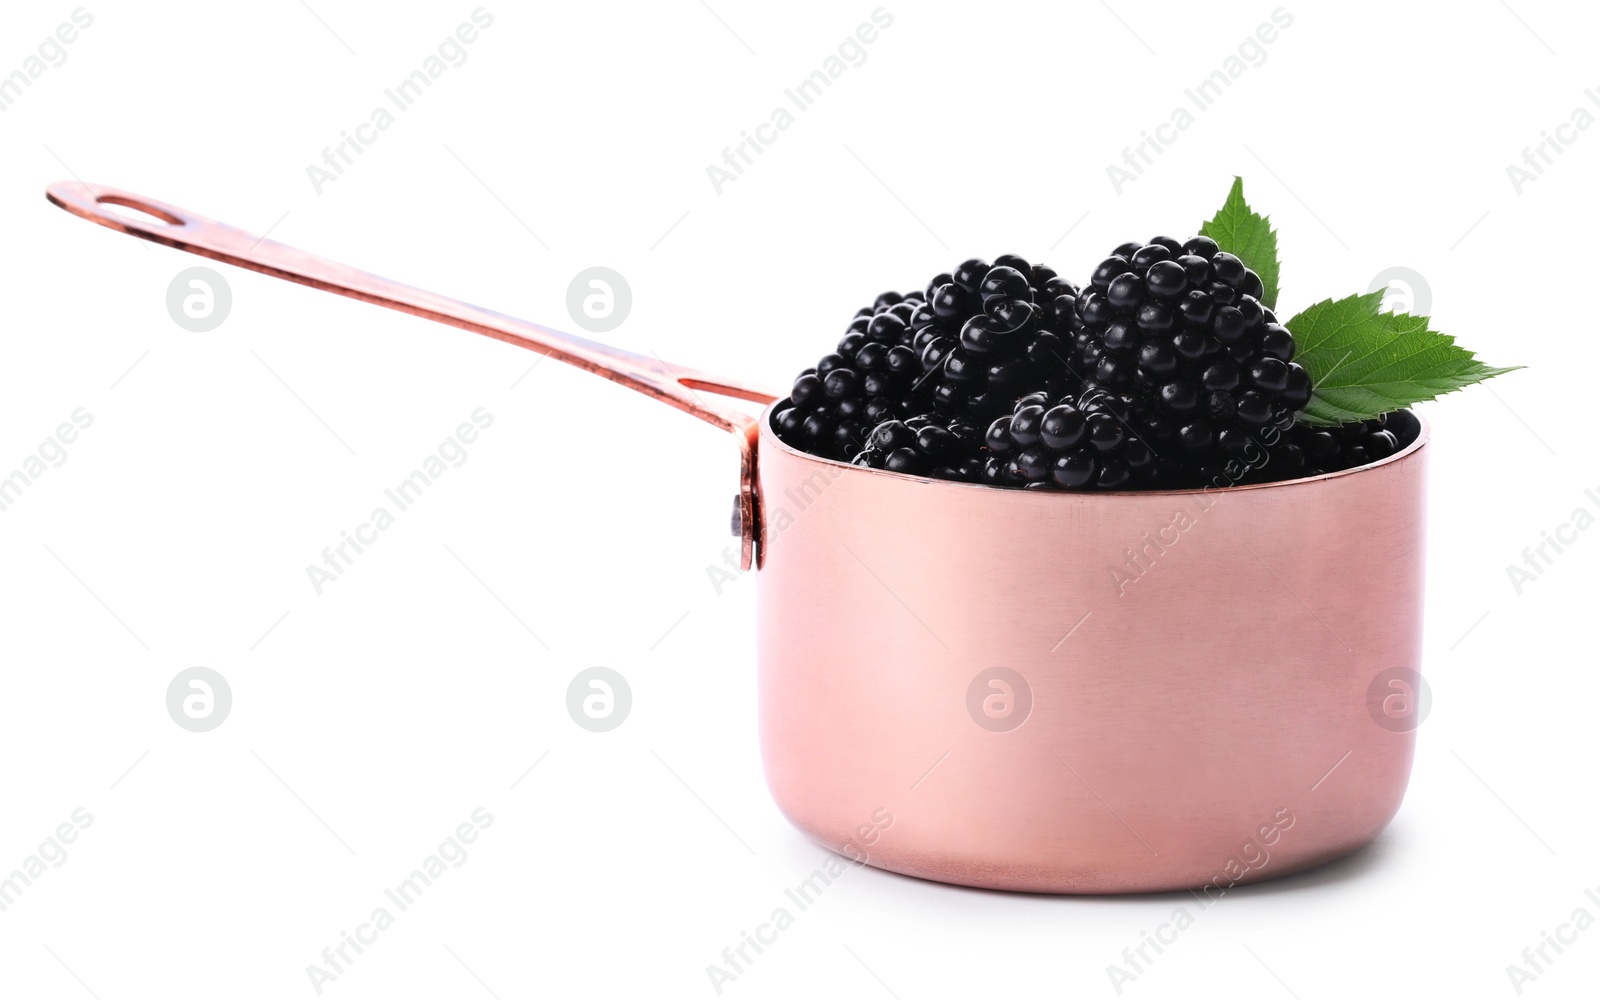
[
  {"x1": 1249, "y1": 410, "x2": 1420, "y2": 481},
  {"x1": 852, "y1": 413, "x2": 986, "y2": 482},
  {"x1": 1070, "y1": 236, "x2": 1312, "y2": 484},
  {"x1": 971, "y1": 387, "x2": 1160, "y2": 491}
]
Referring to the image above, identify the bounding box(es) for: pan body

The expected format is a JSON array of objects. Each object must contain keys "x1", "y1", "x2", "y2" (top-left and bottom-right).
[{"x1": 754, "y1": 413, "x2": 1428, "y2": 893}]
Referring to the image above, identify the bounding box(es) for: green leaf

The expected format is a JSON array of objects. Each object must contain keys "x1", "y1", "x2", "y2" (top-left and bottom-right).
[
  {"x1": 1200, "y1": 177, "x2": 1280, "y2": 310},
  {"x1": 1287, "y1": 291, "x2": 1521, "y2": 425}
]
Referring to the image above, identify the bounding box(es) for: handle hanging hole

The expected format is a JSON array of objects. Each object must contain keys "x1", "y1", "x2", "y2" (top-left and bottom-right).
[{"x1": 97, "y1": 195, "x2": 184, "y2": 227}]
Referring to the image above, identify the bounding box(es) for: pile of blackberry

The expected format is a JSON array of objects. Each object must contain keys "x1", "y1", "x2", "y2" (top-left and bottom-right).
[{"x1": 770, "y1": 248, "x2": 1414, "y2": 491}]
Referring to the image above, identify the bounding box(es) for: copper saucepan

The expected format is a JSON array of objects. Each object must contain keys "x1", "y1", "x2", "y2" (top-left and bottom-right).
[{"x1": 48, "y1": 182, "x2": 1429, "y2": 894}]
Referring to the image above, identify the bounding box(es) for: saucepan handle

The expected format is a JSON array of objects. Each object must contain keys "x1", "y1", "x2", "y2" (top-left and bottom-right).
[{"x1": 45, "y1": 181, "x2": 776, "y2": 569}]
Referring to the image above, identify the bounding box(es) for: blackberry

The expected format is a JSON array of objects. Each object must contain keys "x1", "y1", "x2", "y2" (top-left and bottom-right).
[
  {"x1": 980, "y1": 386, "x2": 1160, "y2": 491},
  {"x1": 1072, "y1": 236, "x2": 1311, "y2": 485},
  {"x1": 917, "y1": 256, "x2": 1078, "y2": 424},
  {"x1": 774, "y1": 258, "x2": 1077, "y2": 459},
  {"x1": 1248, "y1": 410, "x2": 1420, "y2": 482},
  {"x1": 850, "y1": 413, "x2": 986, "y2": 482},
  {"x1": 772, "y1": 288, "x2": 928, "y2": 460}
]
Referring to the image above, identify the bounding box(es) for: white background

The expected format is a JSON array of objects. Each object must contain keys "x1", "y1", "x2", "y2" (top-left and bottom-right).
[{"x1": 1, "y1": 1, "x2": 1596, "y2": 997}]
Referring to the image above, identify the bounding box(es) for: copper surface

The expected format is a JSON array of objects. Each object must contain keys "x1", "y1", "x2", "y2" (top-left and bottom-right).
[
  {"x1": 755, "y1": 416, "x2": 1429, "y2": 892},
  {"x1": 44, "y1": 181, "x2": 775, "y2": 569},
  {"x1": 50, "y1": 181, "x2": 1433, "y2": 893}
]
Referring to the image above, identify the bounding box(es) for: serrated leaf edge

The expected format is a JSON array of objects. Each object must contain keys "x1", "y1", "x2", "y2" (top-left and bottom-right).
[
  {"x1": 1200, "y1": 177, "x2": 1281, "y2": 310},
  {"x1": 1287, "y1": 292, "x2": 1521, "y2": 424}
]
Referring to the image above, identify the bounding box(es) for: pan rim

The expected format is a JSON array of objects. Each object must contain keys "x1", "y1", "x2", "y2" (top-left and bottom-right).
[{"x1": 758, "y1": 404, "x2": 1430, "y2": 497}]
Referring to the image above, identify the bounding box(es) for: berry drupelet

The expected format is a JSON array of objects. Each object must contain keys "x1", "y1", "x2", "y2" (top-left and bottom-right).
[{"x1": 1072, "y1": 236, "x2": 1311, "y2": 484}]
